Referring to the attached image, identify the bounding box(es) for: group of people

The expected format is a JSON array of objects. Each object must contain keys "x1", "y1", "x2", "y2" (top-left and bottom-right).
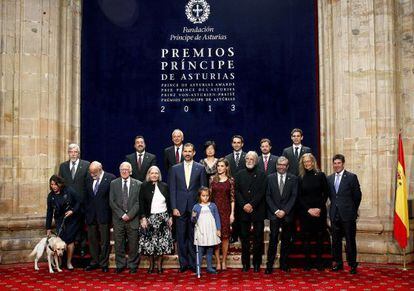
[{"x1": 45, "y1": 128, "x2": 362, "y2": 276}]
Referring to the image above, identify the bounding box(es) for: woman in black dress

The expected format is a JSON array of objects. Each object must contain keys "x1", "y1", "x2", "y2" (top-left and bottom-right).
[
  {"x1": 298, "y1": 153, "x2": 329, "y2": 270},
  {"x1": 46, "y1": 175, "x2": 80, "y2": 270},
  {"x1": 139, "y1": 166, "x2": 173, "y2": 273}
]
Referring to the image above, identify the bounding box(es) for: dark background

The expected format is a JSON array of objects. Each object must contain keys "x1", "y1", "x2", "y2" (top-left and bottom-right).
[{"x1": 81, "y1": 0, "x2": 319, "y2": 176}]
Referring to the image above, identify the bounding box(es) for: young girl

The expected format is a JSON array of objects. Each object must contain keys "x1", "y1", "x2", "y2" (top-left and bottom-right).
[{"x1": 192, "y1": 187, "x2": 221, "y2": 275}]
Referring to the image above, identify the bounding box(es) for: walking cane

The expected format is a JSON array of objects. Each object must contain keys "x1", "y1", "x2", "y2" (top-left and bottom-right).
[{"x1": 196, "y1": 243, "x2": 201, "y2": 278}]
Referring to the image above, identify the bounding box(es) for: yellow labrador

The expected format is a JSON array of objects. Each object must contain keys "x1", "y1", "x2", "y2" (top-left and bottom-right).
[{"x1": 29, "y1": 236, "x2": 67, "y2": 273}]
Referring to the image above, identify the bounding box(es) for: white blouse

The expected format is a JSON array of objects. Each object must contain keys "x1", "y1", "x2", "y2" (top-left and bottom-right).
[{"x1": 150, "y1": 184, "x2": 167, "y2": 214}]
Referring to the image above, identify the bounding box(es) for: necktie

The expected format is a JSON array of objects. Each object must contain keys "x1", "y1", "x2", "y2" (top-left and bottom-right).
[
  {"x1": 235, "y1": 152, "x2": 240, "y2": 167},
  {"x1": 93, "y1": 178, "x2": 100, "y2": 195},
  {"x1": 334, "y1": 174, "x2": 340, "y2": 193},
  {"x1": 279, "y1": 174, "x2": 285, "y2": 196},
  {"x1": 185, "y1": 163, "x2": 191, "y2": 188},
  {"x1": 137, "y1": 154, "x2": 143, "y2": 170},
  {"x1": 294, "y1": 147, "x2": 299, "y2": 159},
  {"x1": 175, "y1": 147, "x2": 180, "y2": 164},
  {"x1": 71, "y1": 161, "x2": 76, "y2": 179},
  {"x1": 264, "y1": 156, "x2": 268, "y2": 172},
  {"x1": 122, "y1": 179, "x2": 128, "y2": 211}
]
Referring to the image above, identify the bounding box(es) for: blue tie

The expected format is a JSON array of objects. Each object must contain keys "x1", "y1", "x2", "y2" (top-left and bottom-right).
[
  {"x1": 93, "y1": 178, "x2": 100, "y2": 195},
  {"x1": 334, "y1": 174, "x2": 340, "y2": 193}
]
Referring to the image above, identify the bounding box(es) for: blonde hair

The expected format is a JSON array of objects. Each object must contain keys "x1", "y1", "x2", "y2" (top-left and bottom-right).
[{"x1": 298, "y1": 153, "x2": 320, "y2": 178}]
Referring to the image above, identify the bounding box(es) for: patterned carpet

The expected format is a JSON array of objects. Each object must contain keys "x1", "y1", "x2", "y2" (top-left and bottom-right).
[{"x1": 0, "y1": 263, "x2": 413, "y2": 290}]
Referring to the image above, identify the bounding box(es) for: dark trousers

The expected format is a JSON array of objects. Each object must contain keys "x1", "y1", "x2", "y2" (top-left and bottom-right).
[
  {"x1": 87, "y1": 222, "x2": 110, "y2": 267},
  {"x1": 240, "y1": 221, "x2": 264, "y2": 267},
  {"x1": 176, "y1": 211, "x2": 196, "y2": 268},
  {"x1": 303, "y1": 231, "x2": 324, "y2": 267},
  {"x1": 267, "y1": 218, "x2": 292, "y2": 268},
  {"x1": 331, "y1": 215, "x2": 357, "y2": 267},
  {"x1": 113, "y1": 220, "x2": 140, "y2": 269}
]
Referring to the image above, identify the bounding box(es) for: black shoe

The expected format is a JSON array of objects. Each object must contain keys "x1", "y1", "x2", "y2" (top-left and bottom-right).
[
  {"x1": 207, "y1": 268, "x2": 217, "y2": 274},
  {"x1": 189, "y1": 266, "x2": 197, "y2": 273},
  {"x1": 80, "y1": 249, "x2": 86, "y2": 257},
  {"x1": 242, "y1": 265, "x2": 250, "y2": 272},
  {"x1": 331, "y1": 264, "x2": 344, "y2": 272},
  {"x1": 115, "y1": 268, "x2": 124, "y2": 274},
  {"x1": 85, "y1": 264, "x2": 99, "y2": 271},
  {"x1": 157, "y1": 267, "x2": 164, "y2": 274},
  {"x1": 147, "y1": 265, "x2": 154, "y2": 274},
  {"x1": 129, "y1": 268, "x2": 137, "y2": 274},
  {"x1": 179, "y1": 266, "x2": 188, "y2": 273},
  {"x1": 253, "y1": 265, "x2": 260, "y2": 273},
  {"x1": 102, "y1": 267, "x2": 109, "y2": 273},
  {"x1": 350, "y1": 266, "x2": 357, "y2": 274},
  {"x1": 303, "y1": 265, "x2": 312, "y2": 271},
  {"x1": 280, "y1": 266, "x2": 291, "y2": 272},
  {"x1": 264, "y1": 267, "x2": 273, "y2": 274}
]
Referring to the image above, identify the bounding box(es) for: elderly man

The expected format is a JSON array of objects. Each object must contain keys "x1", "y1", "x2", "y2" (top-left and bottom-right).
[
  {"x1": 84, "y1": 161, "x2": 115, "y2": 273},
  {"x1": 234, "y1": 151, "x2": 267, "y2": 272},
  {"x1": 58, "y1": 143, "x2": 90, "y2": 256},
  {"x1": 164, "y1": 129, "x2": 185, "y2": 173},
  {"x1": 109, "y1": 162, "x2": 142, "y2": 274},
  {"x1": 125, "y1": 135, "x2": 157, "y2": 182},
  {"x1": 265, "y1": 156, "x2": 298, "y2": 274}
]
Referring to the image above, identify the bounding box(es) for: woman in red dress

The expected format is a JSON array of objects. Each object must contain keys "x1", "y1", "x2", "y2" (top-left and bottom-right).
[{"x1": 210, "y1": 158, "x2": 235, "y2": 271}]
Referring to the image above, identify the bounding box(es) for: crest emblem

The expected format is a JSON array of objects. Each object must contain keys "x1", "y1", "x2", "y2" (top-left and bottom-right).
[{"x1": 185, "y1": 0, "x2": 210, "y2": 24}]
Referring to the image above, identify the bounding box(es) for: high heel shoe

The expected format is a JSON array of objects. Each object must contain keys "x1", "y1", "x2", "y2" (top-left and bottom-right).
[
  {"x1": 157, "y1": 267, "x2": 164, "y2": 274},
  {"x1": 147, "y1": 256, "x2": 155, "y2": 273}
]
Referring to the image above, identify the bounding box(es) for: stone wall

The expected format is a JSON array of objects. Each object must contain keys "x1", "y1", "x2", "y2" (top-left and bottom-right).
[
  {"x1": 0, "y1": 0, "x2": 412, "y2": 264},
  {"x1": 0, "y1": 0, "x2": 81, "y2": 263},
  {"x1": 318, "y1": 0, "x2": 413, "y2": 263}
]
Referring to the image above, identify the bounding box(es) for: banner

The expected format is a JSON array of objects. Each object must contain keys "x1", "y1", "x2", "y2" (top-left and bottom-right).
[{"x1": 81, "y1": 0, "x2": 319, "y2": 175}]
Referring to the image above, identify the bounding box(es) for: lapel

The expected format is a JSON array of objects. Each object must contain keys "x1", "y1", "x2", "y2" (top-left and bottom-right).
[
  {"x1": 74, "y1": 160, "x2": 83, "y2": 180},
  {"x1": 96, "y1": 174, "x2": 109, "y2": 196},
  {"x1": 189, "y1": 163, "x2": 198, "y2": 188},
  {"x1": 337, "y1": 171, "x2": 347, "y2": 194},
  {"x1": 141, "y1": 153, "x2": 149, "y2": 170}
]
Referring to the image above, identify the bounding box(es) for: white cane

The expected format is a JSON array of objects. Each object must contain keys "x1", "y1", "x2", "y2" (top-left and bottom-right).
[{"x1": 196, "y1": 243, "x2": 201, "y2": 278}]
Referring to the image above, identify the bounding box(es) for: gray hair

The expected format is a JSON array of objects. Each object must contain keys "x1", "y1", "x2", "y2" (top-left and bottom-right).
[
  {"x1": 245, "y1": 151, "x2": 259, "y2": 165},
  {"x1": 145, "y1": 166, "x2": 162, "y2": 182},
  {"x1": 90, "y1": 161, "x2": 103, "y2": 170},
  {"x1": 277, "y1": 156, "x2": 289, "y2": 165},
  {"x1": 68, "y1": 143, "x2": 80, "y2": 152},
  {"x1": 119, "y1": 161, "x2": 132, "y2": 172},
  {"x1": 172, "y1": 129, "x2": 184, "y2": 139}
]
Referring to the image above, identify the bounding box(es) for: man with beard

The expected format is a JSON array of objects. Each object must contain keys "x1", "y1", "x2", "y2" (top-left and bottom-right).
[
  {"x1": 125, "y1": 135, "x2": 157, "y2": 182},
  {"x1": 169, "y1": 143, "x2": 207, "y2": 272},
  {"x1": 234, "y1": 151, "x2": 267, "y2": 272}
]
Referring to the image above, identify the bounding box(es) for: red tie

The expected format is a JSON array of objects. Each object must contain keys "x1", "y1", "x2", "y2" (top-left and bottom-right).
[
  {"x1": 175, "y1": 147, "x2": 180, "y2": 164},
  {"x1": 264, "y1": 156, "x2": 268, "y2": 172}
]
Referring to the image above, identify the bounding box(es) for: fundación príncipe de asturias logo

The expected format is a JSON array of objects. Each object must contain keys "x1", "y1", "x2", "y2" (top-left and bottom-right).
[{"x1": 185, "y1": 0, "x2": 210, "y2": 24}]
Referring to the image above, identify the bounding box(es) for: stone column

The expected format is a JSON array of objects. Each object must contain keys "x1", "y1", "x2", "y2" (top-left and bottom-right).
[
  {"x1": 319, "y1": 0, "x2": 412, "y2": 263},
  {"x1": 0, "y1": 0, "x2": 81, "y2": 263}
]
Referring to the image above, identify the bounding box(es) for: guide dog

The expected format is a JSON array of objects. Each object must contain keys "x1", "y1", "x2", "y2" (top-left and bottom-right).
[{"x1": 29, "y1": 235, "x2": 67, "y2": 273}]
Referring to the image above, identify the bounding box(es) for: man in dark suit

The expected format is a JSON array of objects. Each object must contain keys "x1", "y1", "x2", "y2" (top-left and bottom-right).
[
  {"x1": 281, "y1": 128, "x2": 312, "y2": 176},
  {"x1": 164, "y1": 129, "x2": 185, "y2": 173},
  {"x1": 265, "y1": 156, "x2": 298, "y2": 274},
  {"x1": 84, "y1": 161, "x2": 115, "y2": 273},
  {"x1": 125, "y1": 135, "x2": 157, "y2": 182},
  {"x1": 258, "y1": 138, "x2": 278, "y2": 175},
  {"x1": 225, "y1": 135, "x2": 247, "y2": 243},
  {"x1": 225, "y1": 135, "x2": 247, "y2": 177},
  {"x1": 58, "y1": 143, "x2": 90, "y2": 255},
  {"x1": 327, "y1": 154, "x2": 362, "y2": 274},
  {"x1": 169, "y1": 143, "x2": 207, "y2": 272},
  {"x1": 109, "y1": 162, "x2": 142, "y2": 274},
  {"x1": 234, "y1": 151, "x2": 267, "y2": 273}
]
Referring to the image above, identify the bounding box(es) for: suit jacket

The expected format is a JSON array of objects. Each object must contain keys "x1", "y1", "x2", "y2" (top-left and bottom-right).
[
  {"x1": 109, "y1": 177, "x2": 142, "y2": 229},
  {"x1": 125, "y1": 152, "x2": 157, "y2": 182},
  {"x1": 258, "y1": 154, "x2": 278, "y2": 175},
  {"x1": 169, "y1": 161, "x2": 207, "y2": 213},
  {"x1": 234, "y1": 167, "x2": 267, "y2": 222},
  {"x1": 84, "y1": 172, "x2": 116, "y2": 225},
  {"x1": 139, "y1": 181, "x2": 171, "y2": 218},
  {"x1": 327, "y1": 170, "x2": 362, "y2": 222},
  {"x1": 281, "y1": 146, "x2": 312, "y2": 176},
  {"x1": 164, "y1": 145, "x2": 184, "y2": 172},
  {"x1": 266, "y1": 172, "x2": 298, "y2": 221},
  {"x1": 59, "y1": 159, "x2": 90, "y2": 205},
  {"x1": 225, "y1": 151, "x2": 247, "y2": 177}
]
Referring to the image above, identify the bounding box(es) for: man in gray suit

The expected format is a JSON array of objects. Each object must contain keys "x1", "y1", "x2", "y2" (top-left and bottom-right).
[{"x1": 109, "y1": 162, "x2": 142, "y2": 274}]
